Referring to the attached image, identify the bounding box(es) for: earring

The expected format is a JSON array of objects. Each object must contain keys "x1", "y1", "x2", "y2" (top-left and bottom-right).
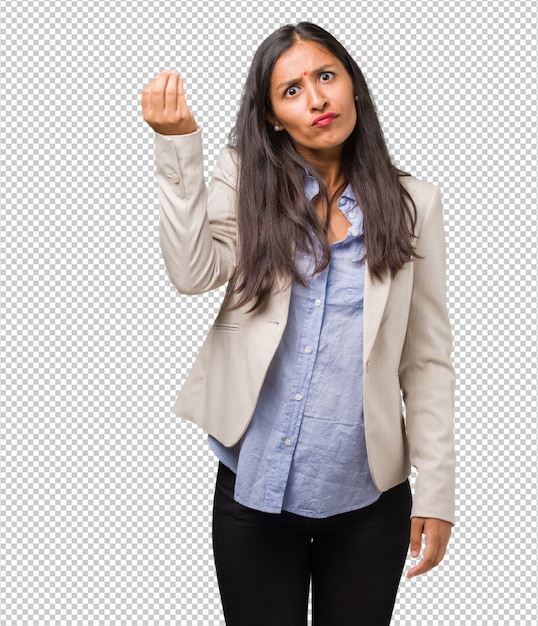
[
  {"x1": 354, "y1": 95, "x2": 358, "y2": 101},
  {"x1": 274, "y1": 125, "x2": 280, "y2": 131}
]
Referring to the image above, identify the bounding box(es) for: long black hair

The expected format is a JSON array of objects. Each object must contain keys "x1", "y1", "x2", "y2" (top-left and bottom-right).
[{"x1": 227, "y1": 22, "x2": 417, "y2": 311}]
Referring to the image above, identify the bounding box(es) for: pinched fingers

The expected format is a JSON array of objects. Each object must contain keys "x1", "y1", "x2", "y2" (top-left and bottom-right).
[{"x1": 141, "y1": 70, "x2": 197, "y2": 135}]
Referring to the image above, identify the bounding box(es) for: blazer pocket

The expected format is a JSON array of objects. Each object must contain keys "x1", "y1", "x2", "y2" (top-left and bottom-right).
[{"x1": 213, "y1": 322, "x2": 240, "y2": 332}]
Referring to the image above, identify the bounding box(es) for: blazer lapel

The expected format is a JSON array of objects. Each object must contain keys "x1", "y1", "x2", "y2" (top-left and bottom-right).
[{"x1": 364, "y1": 264, "x2": 392, "y2": 362}]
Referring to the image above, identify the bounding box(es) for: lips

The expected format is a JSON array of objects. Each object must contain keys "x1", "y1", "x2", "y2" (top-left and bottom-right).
[{"x1": 312, "y1": 113, "x2": 338, "y2": 126}]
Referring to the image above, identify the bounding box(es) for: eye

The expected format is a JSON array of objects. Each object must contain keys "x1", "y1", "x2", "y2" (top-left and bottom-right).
[
  {"x1": 319, "y1": 71, "x2": 334, "y2": 82},
  {"x1": 284, "y1": 85, "x2": 299, "y2": 97}
]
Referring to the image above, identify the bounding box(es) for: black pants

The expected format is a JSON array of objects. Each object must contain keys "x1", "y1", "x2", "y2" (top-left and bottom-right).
[{"x1": 212, "y1": 462, "x2": 411, "y2": 626}]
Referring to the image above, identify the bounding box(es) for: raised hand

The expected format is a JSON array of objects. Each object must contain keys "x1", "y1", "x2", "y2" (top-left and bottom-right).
[{"x1": 141, "y1": 70, "x2": 197, "y2": 135}]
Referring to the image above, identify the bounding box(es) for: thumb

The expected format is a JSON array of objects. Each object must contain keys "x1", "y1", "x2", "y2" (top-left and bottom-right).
[{"x1": 409, "y1": 517, "x2": 425, "y2": 558}]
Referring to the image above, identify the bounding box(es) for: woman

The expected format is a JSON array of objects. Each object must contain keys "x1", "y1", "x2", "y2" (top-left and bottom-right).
[{"x1": 142, "y1": 22, "x2": 455, "y2": 626}]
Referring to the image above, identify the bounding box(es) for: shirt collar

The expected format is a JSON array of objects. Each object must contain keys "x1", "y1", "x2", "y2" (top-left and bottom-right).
[
  {"x1": 303, "y1": 173, "x2": 357, "y2": 205},
  {"x1": 304, "y1": 174, "x2": 319, "y2": 201},
  {"x1": 304, "y1": 173, "x2": 363, "y2": 239},
  {"x1": 304, "y1": 171, "x2": 357, "y2": 203}
]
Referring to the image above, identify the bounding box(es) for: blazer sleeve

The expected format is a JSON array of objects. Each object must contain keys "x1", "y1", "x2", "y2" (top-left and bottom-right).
[
  {"x1": 154, "y1": 128, "x2": 238, "y2": 295},
  {"x1": 398, "y1": 185, "x2": 456, "y2": 524}
]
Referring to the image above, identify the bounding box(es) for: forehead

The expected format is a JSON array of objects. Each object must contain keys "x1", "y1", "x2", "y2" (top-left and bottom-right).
[{"x1": 271, "y1": 40, "x2": 340, "y2": 78}]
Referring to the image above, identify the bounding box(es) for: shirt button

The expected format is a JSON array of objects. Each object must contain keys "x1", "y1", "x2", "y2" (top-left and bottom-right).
[
  {"x1": 349, "y1": 211, "x2": 356, "y2": 218},
  {"x1": 338, "y1": 198, "x2": 346, "y2": 206},
  {"x1": 284, "y1": 438, "x2": 291, "y2": 446},
  {"x1": 166, "y1": 173, "x2": 180, "y2": 184},
  {"x1": 305, "y1": 346, "x2": 312, "y2": 353},
  {"x1": 294, "y1": 393, "x2": 302, "y2": 401},
  {"x1": 314, "y1": 298, "x2": 321, "y2": 307},
  {"x1": 352, "y1": 229, "x2": 359, "y2": 237}
]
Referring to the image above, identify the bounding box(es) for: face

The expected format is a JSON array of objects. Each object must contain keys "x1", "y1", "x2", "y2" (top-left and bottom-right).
[{"x1": 268, "y1": 40, "x2": 357, "y2": 163}]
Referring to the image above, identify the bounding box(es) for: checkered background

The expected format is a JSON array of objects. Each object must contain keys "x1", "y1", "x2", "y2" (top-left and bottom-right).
[{"x1": 1, "y1": 0, "x2": 536, "y2": 623}]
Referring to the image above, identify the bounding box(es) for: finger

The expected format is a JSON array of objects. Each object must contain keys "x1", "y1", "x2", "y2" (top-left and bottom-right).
[
  {"x1": 141, "y1": 85, "x2": 151, "y2": 118},
  {"x1": 142, "y1": 72, "x2": 166, "y2": 117},
  {"x1": 409, "y1": 517, "x2": 424, "y2": 559},
  {"x1": 151, "y1": 70, "x2": 172, "y2": 112},
  {"x1": 407, "y1": 536, "x2": 440, "y2": 578},
  {"x1": 164, "y1": 70, "x2": 179, "y2": 112},
  {"x1": 176, "y1": 73, "x2": 189, "y2": 111},
  {"x1": 422, "y1": 518, "x2": 451, "y2": 562}
]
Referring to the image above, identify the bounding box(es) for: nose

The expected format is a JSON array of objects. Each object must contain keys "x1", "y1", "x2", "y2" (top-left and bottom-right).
[{"x1": 308, "y1": 85, "x2": 327, "y2": 110}]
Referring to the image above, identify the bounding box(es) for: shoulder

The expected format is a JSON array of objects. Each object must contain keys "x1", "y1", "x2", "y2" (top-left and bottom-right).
[
  {"x1": 399, "y1": 174, "x2": 443, "y2": 234},
  {"x1": 399, "y1": 174, "x2": 440, "y2": 209},
  {"x1": 216, "y1": 146, "x2": 239, "y2": 175}
]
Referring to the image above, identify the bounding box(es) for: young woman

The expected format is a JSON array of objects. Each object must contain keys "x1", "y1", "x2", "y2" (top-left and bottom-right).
[{"x1": 142, "y1": 22, "x2": 455, "y2": 626}]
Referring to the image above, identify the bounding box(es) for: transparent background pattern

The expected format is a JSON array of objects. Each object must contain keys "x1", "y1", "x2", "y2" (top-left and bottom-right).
[{"x1": 1, "y1": 0, "x2": 536, "y2": 624}]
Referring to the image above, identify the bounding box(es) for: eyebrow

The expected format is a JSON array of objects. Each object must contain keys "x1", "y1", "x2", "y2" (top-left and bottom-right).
[{"x1": 275, "y1": 64, "x2": 337, "y2": 91}]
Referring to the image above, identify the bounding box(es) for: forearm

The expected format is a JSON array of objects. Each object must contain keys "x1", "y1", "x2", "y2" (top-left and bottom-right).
[{"x1": 155, "y1": 130, "x2": 237, "y2": 295}]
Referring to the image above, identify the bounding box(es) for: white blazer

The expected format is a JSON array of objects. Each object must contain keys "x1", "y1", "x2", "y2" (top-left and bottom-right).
[{"x1": 154, "y1": 129, "x2": 456, "y2": 524}]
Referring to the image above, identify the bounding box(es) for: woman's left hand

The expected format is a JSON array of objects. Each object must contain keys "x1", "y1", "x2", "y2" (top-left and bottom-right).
[{"x1": 406, "y1": 517, "x2": 452, "y2": 578}]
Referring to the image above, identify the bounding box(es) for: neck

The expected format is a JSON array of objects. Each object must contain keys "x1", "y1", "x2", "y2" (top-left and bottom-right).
[{"x1": 298, "y1": 146, "x2": 346, "y2": 193}]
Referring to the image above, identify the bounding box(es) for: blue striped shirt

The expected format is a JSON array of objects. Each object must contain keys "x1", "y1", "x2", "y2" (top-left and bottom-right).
[{"x1": 209, "y1": 177, "x2": 380, "y2": 517}]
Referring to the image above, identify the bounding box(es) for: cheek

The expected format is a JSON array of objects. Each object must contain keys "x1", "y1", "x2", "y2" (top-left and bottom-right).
[
  {"x1": 346, "y1": 99, "x2": 358, "y2": 129},
  {"x1": 279, "y1": 107, "x2": 304, "y2": 134}
]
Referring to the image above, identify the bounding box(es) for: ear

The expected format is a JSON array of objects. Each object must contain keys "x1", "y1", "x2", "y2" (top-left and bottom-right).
[{"x1": 266, "y1": 114, "x2": 283, "y2": 132}]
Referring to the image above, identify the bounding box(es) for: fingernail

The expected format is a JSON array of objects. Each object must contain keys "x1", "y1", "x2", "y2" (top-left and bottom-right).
[{"x1": 411, "y1": 550, "x2": 418, "y2": 557}]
